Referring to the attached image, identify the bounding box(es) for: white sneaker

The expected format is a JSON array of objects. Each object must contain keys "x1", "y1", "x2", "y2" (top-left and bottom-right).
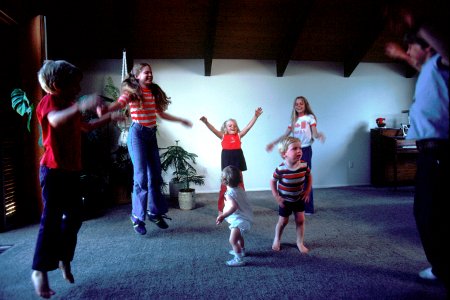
[
  {"x1": 419, "y1": 267, "x2": 437, "y2": 280},
  {"x1": 226, "y1": 257, "x2": 246, "y2": 267},
  {"x1": 229, "y1": 248, "x2": 246, "y2": 257}
]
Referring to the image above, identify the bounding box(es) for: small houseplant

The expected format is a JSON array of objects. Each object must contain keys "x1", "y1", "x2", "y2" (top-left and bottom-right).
[
  {"x1": 103, "y1": 76, "x2": 132, "y2": 147},
  {"x1": 160, "y1": 140, "x2": 205, "y2": 209},
  {"x1": 11, "y1": 88, "x2": 34, "y2": 132},
  {"x1": 102, "y1": 76, "x2": 134, "y2": 204}
]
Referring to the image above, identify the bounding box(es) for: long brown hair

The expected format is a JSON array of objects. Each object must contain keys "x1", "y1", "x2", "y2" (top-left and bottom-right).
[
  {"x1": 121, "y1": 63, "x2": 171, "y2": 111},
  {"x1": 290, "y1": 96, "x2": 317, "y2": 134}
]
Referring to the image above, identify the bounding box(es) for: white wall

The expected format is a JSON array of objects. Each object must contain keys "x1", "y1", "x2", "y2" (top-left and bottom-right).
[{"x1": 80, "y1": 59, "x2": 416, "y2": 192}]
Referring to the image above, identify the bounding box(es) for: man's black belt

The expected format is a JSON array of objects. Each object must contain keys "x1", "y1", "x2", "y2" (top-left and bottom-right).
[{"x1": 415, "y1": 138, "x2": 449, "y2": 152}]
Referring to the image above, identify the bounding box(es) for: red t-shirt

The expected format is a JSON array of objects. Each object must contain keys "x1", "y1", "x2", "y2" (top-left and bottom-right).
[
  {"x1": 221, "y1": 133, "x2": 242, "y2": 150},
  {"x1": 36, "y1": 94, "x2": 82, "y2": 171}
]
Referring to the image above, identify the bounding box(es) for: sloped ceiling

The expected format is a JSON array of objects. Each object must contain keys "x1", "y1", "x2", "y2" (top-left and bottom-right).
[{"x1": 1, "y1": 0, "x2": 442, "y2": 77}]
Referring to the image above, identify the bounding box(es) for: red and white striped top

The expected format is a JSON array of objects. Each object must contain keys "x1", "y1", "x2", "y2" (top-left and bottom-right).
[
  {"x1": 118, "y1": 87, "x2": 158, "y2": 127},
  {"x1": 272, "y1": 161, "x2": 310, "y2": 202}
]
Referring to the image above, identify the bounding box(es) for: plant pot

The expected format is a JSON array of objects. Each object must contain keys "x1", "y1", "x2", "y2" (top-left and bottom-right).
[
  {"x1": 169, "y1": 180, "x2": 185, "y2": 199},
  {"x1": 110, "y1": 160, "x2": 133, "y2": 205},
  {"x1": 112, "y1": 185, "x2": 131, "y2": 205},
  {"x1": 178, "y1": 189, "x2": 195, "y2": 210}
]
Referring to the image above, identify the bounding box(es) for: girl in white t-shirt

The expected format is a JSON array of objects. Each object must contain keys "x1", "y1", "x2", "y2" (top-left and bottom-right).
[{"x1": 266, "y1": 96, "x2": 325, "y2": 214}]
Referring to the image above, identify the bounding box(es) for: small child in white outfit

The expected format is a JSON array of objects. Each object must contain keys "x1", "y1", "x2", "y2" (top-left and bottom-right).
[{"x1": 216, "y1": 165, "x2": 254, "y2": 267}]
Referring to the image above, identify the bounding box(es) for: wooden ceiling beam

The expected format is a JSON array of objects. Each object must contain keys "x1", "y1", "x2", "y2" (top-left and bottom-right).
[
  {"x1": 0, "y1": 10, "x2": 18, "y2": 25},
  {"x1": 276, "y1": 0, "x2": 313, "y2": 77},
  {"x1": 343, "y1": 2, "x2": 385, "y2": 77},
  {"x1": 204, "y1": 0, "x2": 219, "y2": 76},
  {"x1": 343, "y1": 31, "x2": 383, "y2": 77}
]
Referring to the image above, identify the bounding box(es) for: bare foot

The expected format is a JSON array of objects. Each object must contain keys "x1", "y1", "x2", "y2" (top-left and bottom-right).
[
  {"x1": 297, "y1": 243, "x2": 309, "y2": 254},
  {"x1": 59, "y1": 261, "x2": 75, "y2": 283},
  {"x1": 31, "y1": 270, "x2": 56, "y2": 298},
  {"x1": 272, "y1": 241, "x2": 281, "y2": 251}
]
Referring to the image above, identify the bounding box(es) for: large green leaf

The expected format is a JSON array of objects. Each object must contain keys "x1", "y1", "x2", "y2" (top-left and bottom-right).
[
  {"x1": 104, "y1": 76, "x2": 120, "y2": 100},
  {"x1": 11, "y1": 88, "x2": 30, "y2": 116},
  {"x1": 11, "y1": 88, "x2": 34, "y2": 132}
]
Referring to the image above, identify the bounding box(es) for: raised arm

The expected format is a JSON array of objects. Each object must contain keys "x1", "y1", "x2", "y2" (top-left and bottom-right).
[
  {"x1": 239, "y1": 107, "x2": 263, "y2": 138},
  {"x1": 81, "y1": 111, "x2": 126, "y2": 132},
  {"x1": 266, "y1": 128, "x2": 291, "y2": 152},
  {"x1": 48, "y1": 94, "x2": 102, "y2": 128},
  {"x1": 417, "y1": 24, "x2": 449, "y2": 66},
  {"x1": 200, "y1": 116, "x2": 223, "y2": 139},
  {"x1": 402, "y1": 9, "x2": 449, "y2": 66},
  {"x1": 385, "y1": 42, "x2": 420, "y2": 71},
  {"x1": 106, "y1": 100, "x2": 125, "y2": 113},
  {"x1": 159, "y1": 111, "x2": 193, "y2": 127}
]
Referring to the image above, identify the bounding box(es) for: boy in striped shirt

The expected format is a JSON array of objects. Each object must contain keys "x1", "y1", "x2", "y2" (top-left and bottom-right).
[{"x1": 270, "y1": 137, "x2": 312, "y2": 253}]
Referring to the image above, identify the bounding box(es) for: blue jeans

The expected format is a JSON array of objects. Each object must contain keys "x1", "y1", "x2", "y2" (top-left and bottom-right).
[
  {"x1": 128, "y1": 123, "x2": 167, "y2": 220},
  {"x1": 32, "y1": 166, "x2": 82, "y2": 271},
  {"x1": 302, "y1": 146, "x2": 314, "y2": 213}
]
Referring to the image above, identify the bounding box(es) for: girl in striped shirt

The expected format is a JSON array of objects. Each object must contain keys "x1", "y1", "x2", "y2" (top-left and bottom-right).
[{"x1": 108, "y1": 63, "x2": 192, "y2": 234}]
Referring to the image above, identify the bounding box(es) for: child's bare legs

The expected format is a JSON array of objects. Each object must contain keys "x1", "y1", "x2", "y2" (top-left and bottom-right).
[
  {"x1": 59, "y1": 260, "x2": 75, "y2": 283},
  {"x1": 294, "y1": 211, "x2": 309, "y2": 253},
  {"x1": 272, "y1": 216, "x2": 289, "y2": 251},
  {"x1": 31, "y1": 270, "x2": 55, "y2": 299},
  {"x1": 235, "y1": 230, "x2": 245, "y2": 252},
  {"x1": 229, "y1": 227, "x2": 244, "y2": 255},
  {"x1": 237, "y1": 233, "x2": 245, "y2": 251}
]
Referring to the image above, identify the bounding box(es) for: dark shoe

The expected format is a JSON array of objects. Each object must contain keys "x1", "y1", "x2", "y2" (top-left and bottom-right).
[
  {"x1": 148, "y1": 213, "x2": 171, "y2": 229},
  {"x1": 130, "y1": 215, "x2": 146, "y2": 235}
]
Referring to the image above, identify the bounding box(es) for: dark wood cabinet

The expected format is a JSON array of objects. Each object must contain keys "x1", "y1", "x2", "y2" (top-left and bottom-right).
[{"x1": 370, "y1": 128, "x2": 418, "y2": 187}]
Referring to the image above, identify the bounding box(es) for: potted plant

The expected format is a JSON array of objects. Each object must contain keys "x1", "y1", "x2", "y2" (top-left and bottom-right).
[
  {"x1": 11, "y1": 88, "x2": 34, "y2": 132},
  {"x1": 101, "y1": 76, "x2": 134, "y2": 204},
  {"x1": 103, "y1": 76, "x2": 132, "y2": 147},
  {"x1": 160, "y1": 140, "x2": 205, "y2": 209}
]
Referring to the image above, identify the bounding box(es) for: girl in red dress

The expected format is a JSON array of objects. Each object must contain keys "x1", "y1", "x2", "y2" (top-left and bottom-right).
[{"x1": 200, "y1": 107, "x2": 263, "y2": 214}]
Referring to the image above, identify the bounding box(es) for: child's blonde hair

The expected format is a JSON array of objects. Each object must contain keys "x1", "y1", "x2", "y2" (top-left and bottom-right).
[
  {"x1": 38, "y1": 60, "x2": 82, "y2": 94},
  {"x1": 221, "y1": 165, "x2": 242, "y2": 187},
  {"x1": 122, "y1": 62, "x2": 171, "y2": 111},
  {"x1": 278, "y1": 136, "x2": 301, "y2": 157},
  {"x1": 220, "y1": 119, "x2": 240, "y2": 134}
]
